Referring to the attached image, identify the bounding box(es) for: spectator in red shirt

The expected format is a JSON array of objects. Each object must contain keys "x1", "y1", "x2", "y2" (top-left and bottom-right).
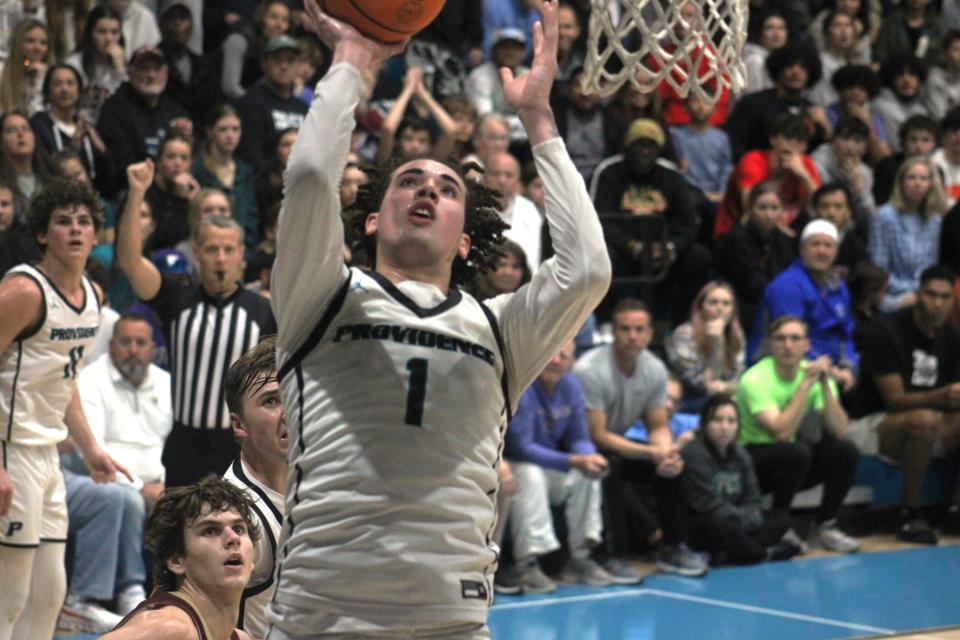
[
  {"x1": 655, "y1": 0, "x2": 731, "y2": 128},
  {"x1": 715, "y1": 113, "x2": 821, "y2": 236}
]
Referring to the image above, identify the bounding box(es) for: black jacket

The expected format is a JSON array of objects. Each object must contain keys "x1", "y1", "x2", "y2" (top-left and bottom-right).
[
  {"x1": 96, "y1": 82, "x2": 190, "y2": 197},
  {"x1": 236, "y1": 82, "x2": 308, "y2": 169}
]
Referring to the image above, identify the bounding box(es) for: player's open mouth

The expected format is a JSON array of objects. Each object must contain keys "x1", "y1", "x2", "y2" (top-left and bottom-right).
[
  {"x1": 409, "y1": 200, "x2": 435, "y2": 221},
  {"x1": 224, "y1": 554, "x2": 243, "y2": 567}
]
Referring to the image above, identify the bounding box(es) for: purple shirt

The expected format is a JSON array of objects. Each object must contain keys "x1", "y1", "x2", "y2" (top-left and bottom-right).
[{"x1": 504, "y1": 373, "x2": 597, "y2": 472}]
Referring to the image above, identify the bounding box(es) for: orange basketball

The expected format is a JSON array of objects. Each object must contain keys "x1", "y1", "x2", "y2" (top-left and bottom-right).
[{"x1": 322, "y1": 0, "x2": 447, "y2": 44}]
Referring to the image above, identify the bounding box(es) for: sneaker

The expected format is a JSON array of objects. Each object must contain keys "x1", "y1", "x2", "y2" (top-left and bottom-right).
[
  {"x1": 493, "y1": 565, "x2": 524, "y2": 595},
  {"x1": 562, "y1": 557, "x2": 617, "y2": 587},
  {"x1": 59, "y1": 594, "x2": 124, "y2": 633},
  {"x1": 766, "y1": 540, "x2": 803, "y2": 562},
  {"x1": 813, "y1": 520, "x2": 860, "y2": 553},
  {"x1": 519, "y1": 563, "x2": 557, "y2": 594},
  {"x1": 656, "y1": 544, "x2": 708, "y2": 577},
  {"x1": 600, "y1": 558, "x2": 645, "y2": 585},
  {"x1": 898, "y1": 517, "x2": 938, "y2": 545},
  {"x1": 115, "y1": 583, "x2": 147, "y2": 616},
  {"x1": 781, "y1": 528, "x2": 810, "y2": 555}
]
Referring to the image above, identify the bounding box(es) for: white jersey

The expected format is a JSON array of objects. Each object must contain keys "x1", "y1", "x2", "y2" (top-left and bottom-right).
[
  {"x1": 273, "y1": 269, "x2": 508, "y2": 634},
  {"x1": 269, "y1": 63, "x2": 610, "y2": 635},
  {"x1": 224, "y1": 458, "x2": 284, "y2": 640},
  {"x1": 0, "y1": 264, "x2": 100, "y2": 447}
]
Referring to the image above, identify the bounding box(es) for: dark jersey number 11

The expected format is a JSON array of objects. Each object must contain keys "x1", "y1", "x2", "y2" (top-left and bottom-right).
[{"x1": 404, "y1": 358, "x2": 428, "y2": 426}]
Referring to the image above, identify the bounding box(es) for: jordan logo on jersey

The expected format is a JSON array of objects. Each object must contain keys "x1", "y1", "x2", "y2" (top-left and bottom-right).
[{"x1": 332, "y1": 323, "x2": 497, "y2": 367}]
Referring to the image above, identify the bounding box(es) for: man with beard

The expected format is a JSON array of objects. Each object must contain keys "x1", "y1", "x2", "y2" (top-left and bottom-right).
[
  {"x1": 59, "y1": 313, "x2": 173, "y2": 631},
  {"x1": 96, "y1": 46, "x2": 191, "y2": 198}
]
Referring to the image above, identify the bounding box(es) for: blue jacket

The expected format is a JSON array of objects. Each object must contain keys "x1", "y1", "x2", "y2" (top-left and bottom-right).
[
  {"x1": 748, "y1": 259, "x2": 858, "y2": 371},
  {"x1": 504, "y1": 374, "x2": 596, "y2": 472}
]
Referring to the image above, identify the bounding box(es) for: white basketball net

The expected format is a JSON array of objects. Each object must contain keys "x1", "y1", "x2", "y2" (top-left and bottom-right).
[{"x1": 582, "y1": 0, "x2": 749, "y2": 103}]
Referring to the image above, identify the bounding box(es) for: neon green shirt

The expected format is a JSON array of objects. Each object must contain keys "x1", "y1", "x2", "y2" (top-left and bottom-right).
[{"x1": 736, "y1": 356, "x2": 838, "y2": 445}]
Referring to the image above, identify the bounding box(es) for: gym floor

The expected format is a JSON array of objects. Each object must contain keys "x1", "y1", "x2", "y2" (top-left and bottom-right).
[
  {"x1": 490, "y1": 540, "x2": 960, "y2": 640},
  {"x1": 56, "y1": 532, "x2": 960, "y2": 639}
]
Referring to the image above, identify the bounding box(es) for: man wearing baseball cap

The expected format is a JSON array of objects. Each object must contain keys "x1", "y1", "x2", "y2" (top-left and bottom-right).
[
  {"x1": 466, "y1": 27, "x2": 529, "y2": 144},
  {"x1": 748, "y1": 219, "x2": 858, "y2": 394},
  {"x1": 97, "y1": 45, "x2": 191, "y2": 198},
  {"x1": 237, "y1": 34, "x2": 308, "y2": 168},
  {"x1": 589, "y1": 117, "x2": 711, "y2": 324}
]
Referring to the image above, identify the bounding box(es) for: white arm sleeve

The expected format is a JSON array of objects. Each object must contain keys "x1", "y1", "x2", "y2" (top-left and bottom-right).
[
  {"x1": 270, "y1": 63, "x2": 359, "y2": 357},
  {"x1": 486, "y1": 137, "x2": 612, "y2": 404}
]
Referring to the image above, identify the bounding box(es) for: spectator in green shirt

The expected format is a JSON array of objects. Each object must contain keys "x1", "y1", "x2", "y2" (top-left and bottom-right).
[{"x1": 736, "y1": 315, "x2": 860, "y2": 553}]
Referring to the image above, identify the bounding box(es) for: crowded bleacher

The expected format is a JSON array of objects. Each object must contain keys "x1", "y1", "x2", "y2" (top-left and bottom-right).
[{"x1": 3, "y1": 0, "x2": 960, "y2": 637}]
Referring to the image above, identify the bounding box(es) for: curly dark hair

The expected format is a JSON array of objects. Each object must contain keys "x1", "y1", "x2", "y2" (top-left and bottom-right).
[
  {"x1": 145, "y1": 475, "x2": 262, "y2": 592},
  {"x1": 343, "y1": 156, "x2": 509, "y2": 288},
  {"x1": 879, "y1": 53, "x2": 928, "y2": 87},
  {"x1": 766, "y1": 41, "x2": 822, "y2": 87},
  {"x1": 831, "y1": 64, "x2": 881, "y2": 97},
  {"x1": 28, "y1": 177, "x2": 104, "y2": 240}
]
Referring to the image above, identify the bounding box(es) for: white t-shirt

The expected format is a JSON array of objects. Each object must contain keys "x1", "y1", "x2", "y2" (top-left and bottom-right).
[{"x1": 77, "y1": 352, "x2": 171, "y2": 483}]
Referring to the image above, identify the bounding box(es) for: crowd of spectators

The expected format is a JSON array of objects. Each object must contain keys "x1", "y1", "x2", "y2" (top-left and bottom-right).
[{"x1": 4, "y1": 0, "x2": 960, "y2": 634}]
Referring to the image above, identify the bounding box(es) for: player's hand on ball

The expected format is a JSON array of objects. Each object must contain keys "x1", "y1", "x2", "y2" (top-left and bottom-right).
[{"x1": 302, "y1": 0, "x2": 406, "y2": 67}]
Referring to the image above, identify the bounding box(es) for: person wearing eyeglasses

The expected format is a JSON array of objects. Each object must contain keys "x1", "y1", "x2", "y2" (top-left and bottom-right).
[{"x1": 736, "y1": 315, "x2": 860, "y2": 553}]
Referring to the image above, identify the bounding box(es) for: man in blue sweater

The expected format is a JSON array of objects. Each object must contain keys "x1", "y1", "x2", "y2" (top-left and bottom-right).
[
  {"x1": 748, "y1": 219, "x2": 857, "y2": 391},
  {"x1": 503, "y1": 341, "x2": 616, "y2": 593}
]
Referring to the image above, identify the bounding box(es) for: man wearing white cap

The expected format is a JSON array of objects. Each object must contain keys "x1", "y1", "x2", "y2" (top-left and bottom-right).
[
  {"x1": 748, "y1": 219, "x2": 857, "y2": 393},
  {"x1": 466, "y1": 27, "x2": 529, "y2": 142}
]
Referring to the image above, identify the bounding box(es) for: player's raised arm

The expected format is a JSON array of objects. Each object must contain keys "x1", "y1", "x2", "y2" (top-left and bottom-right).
[
  {"x1": 499, "y1": 2, "x2": 560, "y2": 147},
  {"x1": 492, "y1": 1, "x2": 612, "y2": 394},
  {"x1": 271, "y1": 0, "x2": 406, "y2": 352}
]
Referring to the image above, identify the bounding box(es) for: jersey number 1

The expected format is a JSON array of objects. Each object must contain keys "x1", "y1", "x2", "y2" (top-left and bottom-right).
[
  {"x1": 405, "y1": 358, "x2": 428, "y2": 427},
  {"x1": 63, "y1": 346, "x2": 84, "y2": 380}
]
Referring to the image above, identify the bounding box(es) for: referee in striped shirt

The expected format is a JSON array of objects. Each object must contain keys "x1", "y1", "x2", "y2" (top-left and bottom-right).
[{"x1": 116, "y1": 160, "x2": 276, "y2": 486}]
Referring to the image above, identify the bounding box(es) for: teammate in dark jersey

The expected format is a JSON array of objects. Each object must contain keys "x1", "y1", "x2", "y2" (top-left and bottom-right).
[{"x1": 103, "y1": 476, "x2": 259, "y2": 640}]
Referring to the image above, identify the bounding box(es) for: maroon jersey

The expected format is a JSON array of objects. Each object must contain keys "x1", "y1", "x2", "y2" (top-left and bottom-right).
[{"x1": 113, "y1": 589, "x2": 241, "y2": 640}]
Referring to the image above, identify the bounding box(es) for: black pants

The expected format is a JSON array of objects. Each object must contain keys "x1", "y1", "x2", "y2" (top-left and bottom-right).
[
  {"x1": 162, "y1": 422, "x2": 240, "y2": 488},
  {"x1": 689, "y1": 508, "x2": 791, "y2": 565},
  {"x1": 746, "y1": 434, "x2": 859, "y2": 523},
  {"x1": 601, "y1": 453, "x2": 689, "y2": 557}
]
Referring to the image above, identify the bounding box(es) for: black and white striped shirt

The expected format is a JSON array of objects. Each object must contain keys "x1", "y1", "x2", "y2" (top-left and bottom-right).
[{"x1": 149, "y1": 278, "x2": 276, "y2": 429}]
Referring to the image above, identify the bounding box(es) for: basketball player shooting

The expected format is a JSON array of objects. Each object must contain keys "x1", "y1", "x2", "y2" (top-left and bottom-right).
[{"x1": 267, "y1": 2, "x2": 611, "y2": 638}]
